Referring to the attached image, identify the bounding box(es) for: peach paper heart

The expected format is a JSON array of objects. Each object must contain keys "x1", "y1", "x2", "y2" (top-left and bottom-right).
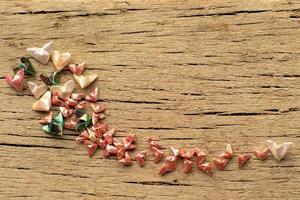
[{"x1": 51, "y1": 50, "x2": 72, "y2": 71}]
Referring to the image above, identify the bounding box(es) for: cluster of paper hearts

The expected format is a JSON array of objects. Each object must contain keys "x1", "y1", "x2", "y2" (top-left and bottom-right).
[{"x1": 5, "y1": 41, "x2": 294, "y2": 177}]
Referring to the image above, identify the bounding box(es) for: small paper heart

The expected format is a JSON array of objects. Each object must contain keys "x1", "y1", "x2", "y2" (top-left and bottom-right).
[
  {"x1": 68, "y1": 62, "x2": 86, "y2": 75},
  {"x1": 5, "y1": 69, "x2": 25, "y2": 92},
  {"x1": 27, "y1": 41, "x2": 53, "y2": 64},
  {"x1": 32, "y1": 91, "x2": 52, "y2": 112},
  {"x1": 266, "y1": 140, "x2": 292, "y2": 161},
  {"x1": 51, "y1": 50, "x2": 72, "y2": 71},
  {"x1": 74, "y1": 73, "x2": 97, "y2": 88},
  {"x1": 50, "y1": 80, "x2": 75, "y2": 99},
  {"x1": 27, "y1": 81, "x2": 48, "y2": 99}
]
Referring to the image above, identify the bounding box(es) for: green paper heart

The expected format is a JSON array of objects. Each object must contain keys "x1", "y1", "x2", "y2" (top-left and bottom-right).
[
  {"x1": 42, "y1": 113, "x2": 64, "y2": 135},
  {"x1": 13, "y1": 57, "x2": 36, "y2": 76},
  {"x1": 75, "y1": 114, "x2": 92, "y2": 131}
]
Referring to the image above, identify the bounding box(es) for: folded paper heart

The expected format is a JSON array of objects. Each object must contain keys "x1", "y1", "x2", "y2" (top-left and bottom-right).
[
  {"x1": 5, "y1": 69, "x2": 25, "y2": 92},
  {"x1": 27, "y1": 81, "x2": 48, "y2": 99},
  {"x1": 76, "y1": 114, "x2": 92, "y2": 131},
  {"x1": 51, "y1": 50, "x2": 72, "y2": 71},
  {"x1": 50, "y1": 80, "x2": 75, "y2": 99},
  {"x1": 74, "y1": 73, "x2": 97, "y2": 88},
  {"x1": 86, "y1": 88, "x2": 98, "y2": 102},
  {"x1": 42, "y1": 112, "x2": 64, "y2": 135},
  {"x1": 91, "y1": 102, "x2": 105, "y2": 113},
  {"x1": 13, "y1": 57, "x2": 36, "y2": 76},
  {"x1": 40, "y1": 71, "x2": 60, "y2": 86},
  {"x1": 68, "y1": 62, "x2": 85, "y2": 75},
  {"x1": 266, "y1": 140, "x2": 292, "y2": 161},
  {"x1": 27, "y1": 41, "x2": 53, "y2": 64},
  {"x1": 32, "y1": 91, "x2": 52, "y2": 111}
]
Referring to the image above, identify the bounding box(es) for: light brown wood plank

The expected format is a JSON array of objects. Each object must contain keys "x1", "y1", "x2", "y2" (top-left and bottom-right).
[{"x1": 0, "y1": 0, "x2": 299, "y2": 199}]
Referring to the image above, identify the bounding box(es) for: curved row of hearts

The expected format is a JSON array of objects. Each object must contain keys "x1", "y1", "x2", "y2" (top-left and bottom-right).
[{"x1": 5, "y1": 41, "x2": 293, "y2": 176}]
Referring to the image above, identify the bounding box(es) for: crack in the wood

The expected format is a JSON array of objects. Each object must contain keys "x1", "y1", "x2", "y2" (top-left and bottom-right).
[
  {"x1": 264, "y1": 109, "x2": 280, "y2": 112},
  {"x1": 229, "y1": 179, "x2": 254, "y2": 182},
  {"x1": 162, "y1": 51, "x2": 185, "y2": 54},
  {"x1": 184, "y1": 111, "x2": 222, "y2": 116},
  {"x1": 86, "y1": 50, "x2": 121, "y2": 53},
  {"x1": 121, "y1": 30, "x2": 154, "y2": 35},
  {"x1": 194, "y1": 126, "x2": 215, "y2": 129},
  {"x1": 62, "y1": 12, "x2": 118, "y2": 19},
  {"x1": 177, "y1": 9, "x2": 272, "y2": 18},
  {"x1": 283, "y1": 74, "x2": 300, "y2": 78},
  {"x1": 180, "y1": 92, "x2": 203, "y2": 96},
  {"x1": 7, "y1": 10, "x2": 79, "y2": 15},
  {"x1": 4, "y1": 133, "x2": 75, "y2": 141},
  {"x1": 43, "y1": 172, "x2": 90, "y2": 179},
  {"x1": 235, "y1": 21, "x2": 264, "y2": 26},
  {"x1": 219, "y1": 112, "x2": 278, "y2": 116},
  {"x1": 216, "y1": 123, "x2": 246, "y2": 127},
  {"x1": 176, "y1": 8, "x2": 300, "y2": 18},
  {"x1": 124, "y1": 181, "x2": 191, "y2": 186},
  {"x1": 0, "y1": 143, "x2": 72, "y2": 149},
  {"x1": 183, "y1": 111, "x2": 282, "y2": 116},
  {"x1": 269, "y1": 165, "x2": 296, "y2": 168},
  {"x1": 161, "y1": 137, "x2": 194, "y2": 140},
  {"x1": 16, "y1": 167, "x2": 31, "y2": 170},
  {"x1": 106, "y1": 99, "x2": 164, "y2": 105},
  {"x1": 260, "y1": 85, "x2": 282, "y2": 88}
]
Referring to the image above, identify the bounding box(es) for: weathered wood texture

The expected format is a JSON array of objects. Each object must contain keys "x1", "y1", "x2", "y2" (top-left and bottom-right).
[{"x1": 0, "y1": 0, "x2": 300, "y2": 199}]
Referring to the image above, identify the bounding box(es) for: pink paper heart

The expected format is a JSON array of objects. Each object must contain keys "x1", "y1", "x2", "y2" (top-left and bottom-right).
[
  {"x1": 68, "y1": 62, "x2": 85, "y2": 75},
  {"x1": 5, "y1": 69, "x2": 25, "y2": 92}
]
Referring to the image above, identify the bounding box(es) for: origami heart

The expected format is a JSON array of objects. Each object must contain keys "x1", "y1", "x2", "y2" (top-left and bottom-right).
[
  {"x1": 68, "y1": 62, "x2": 86, "y2": 75},
  {"x1": 86, "y1": 87, "x2": 98, "y2": 102},
  {"x1": 51, "y1": 50, "x2": 72, "y2": 71},
  {"x1": 13, "y1": 57, "x2": 36, "y2": 76},
  {"x1": 5, "y1": 69, "x2": 25, "y2": 92},
  {"x1": 74, "y1": 73, "x2": 97, "y2": 88},
  {"x1": 27, "y1": 81, "x2": 48, "y2": 99},
  {"x1": 32, "y1": 91, "x2": 51, "y2": 111},
  {"x1": 27, "y1": 41, "x2": 53, "y2": 64},
  {"x1": 50, "y1": 80, "x2": 75, "y2": 99},
  {"x1": 42, "y1": 112, "x2": 64, "y2": 135},
  {"x1": 40, "y1": 71, "x2": 60, "y2": 86},
  {"x1": 266, "y1": 140, "x2": 292, "y2": 161},
  {"x1": 76, "y1": 114, "x2": 92, "y2": 131}
]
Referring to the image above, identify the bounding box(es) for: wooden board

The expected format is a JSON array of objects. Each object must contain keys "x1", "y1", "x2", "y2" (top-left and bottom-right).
[{"x1": 0, "y1": 0, "x2": 299, "y2": 199}]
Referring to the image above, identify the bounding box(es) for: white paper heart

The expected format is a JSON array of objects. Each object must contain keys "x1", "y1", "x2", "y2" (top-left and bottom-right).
[
  {"x1": 27, "y1": 41, "x2": 53, "y2": 64},
  {"x1": 51, "y1": 50, "x2": 72, "y2": 71},
  {"x1": 74, "y1": 73, "x2": 97, "y2": 88},
  {"x1": 50, "y1": 80, "x2": 75, "y2": 99},
  {"x1": 27, "y1": 81, "x2": 48, "y2": 99},
  {"x1": 266, "y1": 140, "x2": 292, "y2": 161},
  {"x1": 32, "y1": 91, "x2": 51, "y2": 112}
]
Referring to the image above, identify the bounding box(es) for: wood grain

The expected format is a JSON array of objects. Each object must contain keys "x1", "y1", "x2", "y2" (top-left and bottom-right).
[{"x1": 0, "y1": 0, "x2": 300, "y2": 199}]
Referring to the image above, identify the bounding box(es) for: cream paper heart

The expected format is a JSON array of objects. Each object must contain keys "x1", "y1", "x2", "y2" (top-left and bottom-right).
[
  {"x1": 32, "y1": 91, "x2": 51, "y2": 112},
  {"x1": 27, "y1": 81, "x2": 48, "y2": 99},
  {"x1": 74, "y1": 73, "x2": 97, "y2": 88},
  {"x1": 266, "y1": 140, "x2": 292, "y2": 161},
  {"x1": 50, "y1": 80, "x2": 75, "y2": 99},
  {"x1": 51, "y1": 50, "x2": 72, "y2": 71},
  {"x1": 27, "y1": 41, "x2": 53, "y2": 64}
]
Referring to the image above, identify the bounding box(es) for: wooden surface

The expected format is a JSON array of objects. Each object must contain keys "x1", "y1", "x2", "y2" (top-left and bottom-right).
[{"x1": 0, "y1": 0, "x2": 300, "y2": 199}]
